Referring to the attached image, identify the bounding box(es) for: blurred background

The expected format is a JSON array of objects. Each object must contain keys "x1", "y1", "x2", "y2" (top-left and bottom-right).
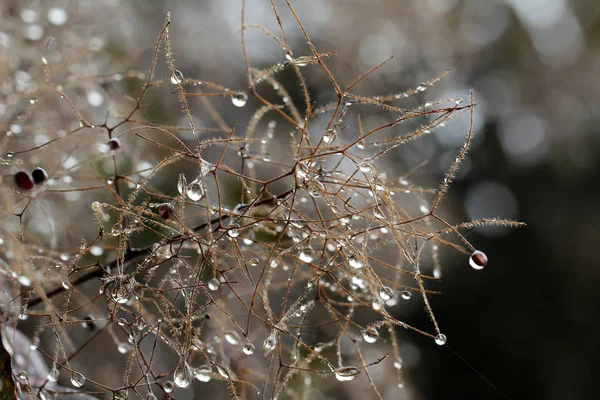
[{"x1": 2, "y1": 0, "x2": 600, "y2": 399}]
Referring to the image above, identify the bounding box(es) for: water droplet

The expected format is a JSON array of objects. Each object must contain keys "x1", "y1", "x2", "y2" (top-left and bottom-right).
[
  {"x1": 227, "y1": 225, "x2": 240, "y2": 238},
  {"x1": 263, "y1": 333, "x2": 277, "y2": 352},
  {"x1": 41, "y1": 56, "x2": 48, "y2": 65},
  {"x1": 216, "y1": 364, "x2": 230, "y2": 378},
  {"x1": 295, "y1": 161, "x2": 310, "y2": 179},
  {"x1": 114, "y1": 389, "x2": 128, "y2": 400},
  {"x1": 109, "y1": 278, "x2": 136, "y2": 304},
  {"x1": 435, "y1": 333, "x2": 447, "y2": 345},
  {"x1": 307, "y1": 180, "x2": 325, "y2": 197},
  {"x1": 47, "y1": 367, "x2": 59, "y2": 382},
  {"x1": 224, "y1": 331, "x2": 240, "y2": 345},
  {"x1": 70, "y1": 371, "x2": 86, "y2": 387},
  {"x1": 362, "y1": 327, "x2": 378, "y2": 343},
  {"x1": 174, "y1": 361, "x2": 193, "y2": 388},
  {"x1": 185, "y1": 178, "x2": 205, "y2": 201},
  {"x1": 194, "y1": 364, "x2": 212, "y2": 382},
  {"x1": 323, "y1": 130, "x2": 335, "y2": 143},
  {"x1": 242, "y1": 342, "x2": 255, "y2": 355},
  {"x1": 6, "y1": 152, "x2": 14, "y2": 159},
  {"x1": 293, "y1": 56, "x2": 311, "y2": 67},
  {"x1": 348, "y1": 255, "x2": 363, "y2": 269},
  {"x1": 334, "y1": 366, "x2": 361, "y2": 382},
  {"x1": 107, "y1": 138, "x2": 121, "y2": 152},
  {"x1": 207, "y1": 277, "x2": 219, "y2": 291},
  {"x1": 163, "y1": 381, "x2": 174, "y2": 393},
  {"x1": 393, "y1": 359, "x2": 403, "y2": 369},
  {"x1": 469, "y1": 250, "x2": 487, "y2": 270},
  {"x1": 231, "y1": 93, "x2": 248, "y2": 107},
  {"x1": 359, "y1": 160, "x2": 372, "y2": 173},
  {"x1": 299, "y1": 248, "x2": 314, "y2": 263},
  {"x1": 401, "y1": 290, "x2": 412, "y2": 300},
  {"x1": 170, "y1": 70, "x2": 184, "y2": 85},
  {"x1": 117, "y1": 342, "x2": 132, "y2": 354},
  {"x1": 379, "y1": 286, "x2": 394, "y2": 301}
]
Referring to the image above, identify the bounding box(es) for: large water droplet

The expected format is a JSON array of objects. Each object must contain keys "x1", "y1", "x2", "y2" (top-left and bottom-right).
[
  {"x1": 263, "y1": 333, "x2": 277, "y2": 352},
  {"x1": 114, "y1": 389, "x2": 128, "y2": 400},
  {"x1": 171, "y1": 70, "x2": 184, "y2": 85},
  {"x1": 334, "y1": 366, "x2": 361, "y2": 382},
  {"x1": 207, "y1": 277, "x2": 219, "y2": 291},
  {"x1": 224, "y1": 331, "x2": 240, "y2": 345},
  {"x1": 242, "y1": 342, "x2": 255, "y2": 355},
  {"x1": 469, "y1": 250, "x2": 487, "y2": 270},
  {"x1": 194, "y1": 365, "x2": 212, "y2": 382},
  {"x1": 231, "y1": 93, "x2": 248, "y2": 107},
  {"x1": 401, "y1": 290, "x2": 412, "y2": 300},
  {"x1": 47, "y1": 367, "x2": 59, "y2": 382},
  {"x1": 299, "y1": 248, "x2": 314, "y2": 263},
  {"x1": 348, "y1": 255, "x2": 363, "y2": 269},
  {"x1": 185, "y1": 178, "x2": 205, "y2": 201},
  {"x1": 435, "y1": 333, "x2": 447, "y2": 345},
  {"x1": 174, "y1": 361, "x2": 193, "y2": 388},
  {"x1": 70, "y1": 371, "x2": 86, "y2": 387},
  {"x1": 362, "y1": 327, "x2": 378, "y2": 343},
  {"x1": 379, "y1": 286, "x2": 394, "y2": 301},
  {"x1": 227, "y1": 225, "x2": 240, "y2": 238}
]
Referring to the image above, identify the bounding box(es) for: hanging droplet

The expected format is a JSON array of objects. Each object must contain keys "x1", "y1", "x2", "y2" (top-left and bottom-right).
[
  {"x1": 358, "y1": 160, "x2": 372, "y2": 173},
  {"x1": 435, "y1": 333, "x2": 447, "y2": 345},
  {"x1": 393, "y1": 359, "x2": 403, "y2": 369},
  {"x1": 14, "y1": 171, "x2": 34, "y2": 190},
  {"x1": 70, "y1": 371, "x2": 86, "y2": 387},
  {"x1": 6, "y1": 152, "x2": 14, "y2": 159},
  {"x1": 170, "y1": 69, "x2": 184, "y2": 85},
  {"x1": 32, "y1": 167, "x2": 48, "y2": 184},
  {"x1": 401, "y1": 290, "x2": 412, "y2": 300},
  {"x1": 293, "y1": 56, "x2": 311, "y2": 67},
  {"x1": 47, "y1": 367, "x2": 60, "y2": 382},
  {"x1": 362, "y1": 327, "x2": 378, "y2": 343},
  {"x1": 109, "y1": 278, "x2": 136, "y2": 304},
  {"x1": 307, "y1": 180, "x2": 325, "y2": 197},
  {"x1": 263, "y1": 333, "x2": 277, "y2": 352},
  {"x1": 299, "y1": 248, "x2": 314, "y2": 263},
  {"x1": 174, "y1": 361, "x2": 193, "y2": 388},
  {"x1": 163, "y1": 381, "x2": 174, "y2": 393},
  {"x1": 247, "y1": 258, "x2": 259, "y2": 267},
  {"x1": 242, "y1": 342, "x2": 255, "y2": 355},
  {"x1": 379, "y1": 286, "x2": 394, "y2": 301},
  {"x1": 185, "y1": 178, "x2": 205, "y2": 201},
  {"x1": 107, "y1": 138, "x2": 121, "y2": 152},
  {"x1": 113, "y1": 390, "x2": 128, "y2": 400},
  {"x1": 207, "y1": 277, "x2": 219, "y2": 291},
  {"x1": 227, "y1": 225, "x2": 240, "y2": 238},
  {"x1": 117, "y1": 342, "x2": 132, "y2": 354},
  {"x1": 348, "y1": 255, "x2": 363, "y2": 269},
  {"x1": 323, "y1": 129, "x2": 335, "y2": 144},
  {"x1": 469, "y1": 250, "x2": 487, "y2": 270},
  {"x1": 231, "y1": 93, "x2": 248, "y2": 107},
  {"x1": 194, "y1": 365, "x2": 212, "y2": 382},
  {"x1": 334, "y1": 366, "x2": 361, "y2": 382}
]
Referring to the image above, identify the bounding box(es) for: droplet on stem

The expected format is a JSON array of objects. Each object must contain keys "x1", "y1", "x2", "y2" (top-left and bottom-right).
[
  {"x1": 469, "y1": 250, "x2": 487, "y2": 270},
  {"x1": 174, "y1": 361, "x2": 193, "y2": 388},
  {"x1": 435, "y1": 333, "x2": 447, "y2": 345},
  {"x1": 231, "y1": 93, "x2": 248, "y2": 107},
  {"x1": 334, "y1": 366, "x2": 361, "y2": 382},
  {"x1": 170, "y1": 69, "x2": 184, "y2": 85},
  {"x1": 70, "y1": 371, "x2": 86, "y2": 387}
]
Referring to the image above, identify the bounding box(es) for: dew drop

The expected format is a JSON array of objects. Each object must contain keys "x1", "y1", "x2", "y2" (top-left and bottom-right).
[
  {"x1": 174, "y1": 361, "x2": 193, "y2": 388},
  {"x1": 307, "y1": 180, "x2": 325, "y2": 197},
  {"x1": 216, "y1": 364, "x2": 230, "y2": 378},
  {"x1": 207, "y1": 277, "x2": 219, "y2": 291},
  {"x1": 185, "y1": 179, "x2": 205, "y2": 201},
  {"x1": 334, "y1": 366, "x2": 361, "y2": 382},
  {"x1": 6, "y1": 152, "x2": 14, "y2": 159},
  {"x1": 469, "y1": 250, "x2": 487, "y2": 270},
  {"x1": 348, "y1": 255, "x2": 363, "y2": 269},
  {"x1": 358, "y1": 160, "x2": 372, "y2": 173},
  {"x1": 224, "y1": 330, "x2": 240, "y2": 345},
  {"x1": 263, "y1": 333, "x2": 277, "y2": 352},
  {"x1": 231, "y1": 93, "x2": 248, "y2": 107},
  {"x1": 114, "y1": 390, "x2": 128, "y2": 400},
  {"x1": 393, "y1": 359, "x2": 403, "y2": 369},
  {"x1": 435, "y1": 333, "x2": 447, "y2": 345},
  {"x1": 163, "y1": 381, "x2": 174, "y2": 393},
  {"x1": 242, "y1": 342, "x2": 255, "y2": 355},
  {"x1": 323, "y1": 130, "x2": 335, "y2": 143},
  {"x1": 47, "y1": 367, "x2": 59, "y2": 382},
  {"x1": 227, "y1": 225, "x2": 240, "y2": 238},
  {"x1": 107, "y1": 138, "x2": 121, "y2": 152},
  {"x1": 379, "y1": 286, "x2": 394, "y2": 301},
  {"x1": 299, "y1": 248, "x2": 314, "y2": 263},
  {"x1": 117, "y1": 342, "x2": 132, "y2": 354},
  {"x1": 170, "y1": 70, "x2": 184, "y2": 85},
  {"x1": 70, "y1": 371, "x2": 86, "y2": 387},
  {"x1": 362, "y1": 327, "x2": 378, "y2": 343},
  {"x1": 194, "y1": 365, "x2": 212, "y2": 382}
]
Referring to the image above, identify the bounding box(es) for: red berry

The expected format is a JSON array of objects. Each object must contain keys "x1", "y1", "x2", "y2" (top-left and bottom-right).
[{"x1": 14, "y1": 170, "x2": 34, "y2": 190}]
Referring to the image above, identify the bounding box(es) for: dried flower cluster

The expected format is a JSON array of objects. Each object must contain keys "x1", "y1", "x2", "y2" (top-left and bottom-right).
[{"x1": 0, "y1": 1, "x2": 523, "y2": 399}]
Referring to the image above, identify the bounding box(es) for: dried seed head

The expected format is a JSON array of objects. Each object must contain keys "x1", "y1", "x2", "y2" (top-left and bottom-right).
[{"x1": 158, "y1": 203, "x2": 175, "y2": 220}]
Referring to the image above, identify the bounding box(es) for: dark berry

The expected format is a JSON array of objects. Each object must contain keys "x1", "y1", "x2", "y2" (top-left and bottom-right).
[
  {"x1": 14, "y1": 170, "x2": 34, "y2": 190},
  {"x1": 158, "y1": 203, "x2": 175, "y2": 220},
  {"x1": 31, "y1": 167, "x2": 48, "y2": 184},
  {"x1": 107, "y1": 138, "x2": 121, "y2": 151}
]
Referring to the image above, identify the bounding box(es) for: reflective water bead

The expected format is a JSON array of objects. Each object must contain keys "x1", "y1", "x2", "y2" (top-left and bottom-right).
[
  {"x1": 170, "y1": 69, "x2": 184, "y2": 85},
  {"x1": 194, "y1": 365, "x2": 212, "y2": 382},
  {"x1": 107, "y1": 138, "x2": 121, "y2": 152},
  {"x1": 348, "y1": 255, "x2": 363, "y2": 269},
  {"x1": 401, "y1": 290, "x2": 412, "y2": 300},
  {"x1": 379, "y1": 286, "x2": 394, "y2": 301},
  {"x1": 263, "y1": 333, "x2": 277, "y2": 352},
  {"x1": 242, "y1": 342, "x2": 255, "y2": 355},
  {"x1": 299, "y1": 249, "x2": 314, "y2": 263},
  {"x1": 114, "y1": 390, "x2": 128, "y2": 400},
  {"x1": 231, "y1": 93, "x2": 248, "y2": 107},
  {"x1": 469, "y1": 250, "x2": 487, "y2": 270},
  {"x1": 47, "y1": 367, "x2": 59, "y2": 382},
  {"x1": 117, "y1": 342, "x2": 132, "y2": 354},
  {"x1": 163, "y1": 381, "x2": 174, "y2": 393},
  {"x1": 362, "y1": 327, "x2": 378, "y2": 343},
  {"x1": 224, "y1": 330, "x2": 240, "y2": 345},
  {"x1": 227, "y1": 225, "x2": 240, "y2": 238},
  {"x1": 174, "y1": 361, "x2": 193, "y2": 388},
  {"x1": 393, "y1": 359, "x2": 403, "y2": 369},
  {"x1": 334, "y1": 366, "x2": 361, "y2": 382},
  {"x1": 435, "y1": 333, "x2": 447, "y2": 345},
  {"x1": 70, "y1": 371, "x2": 86, "y2": 387},
  {"x1": 185, "y1": 179, "x2": 204, "y2": 201},
  {"x1": 207, "y1": 277, "x2": 219, "y2": 291}
]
